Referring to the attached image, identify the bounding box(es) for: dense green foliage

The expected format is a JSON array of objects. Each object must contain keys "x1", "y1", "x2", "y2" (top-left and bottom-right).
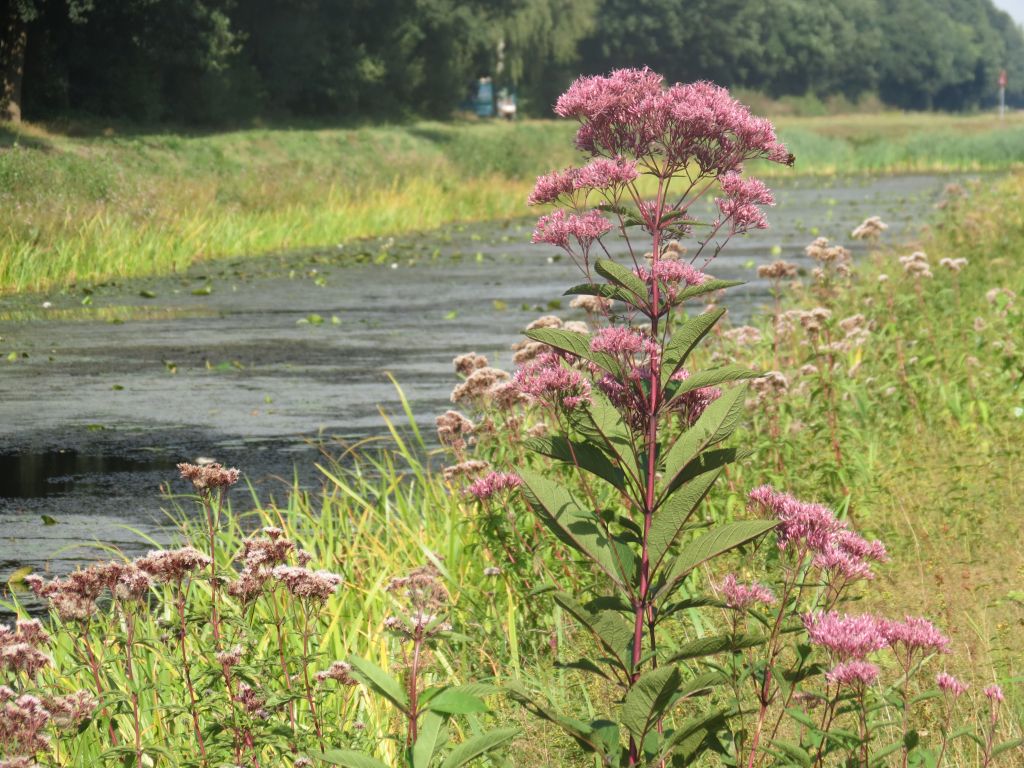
[{"x1": 7, "y1": 0, "x2": 1024, "y2": 123}]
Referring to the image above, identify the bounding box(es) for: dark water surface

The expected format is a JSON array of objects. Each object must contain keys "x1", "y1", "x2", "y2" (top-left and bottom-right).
[{"x1": 0, "y1": 173, "x2": 971, "y2": 603}]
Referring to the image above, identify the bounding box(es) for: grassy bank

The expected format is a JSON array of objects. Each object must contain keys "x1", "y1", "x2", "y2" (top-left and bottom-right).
[
  {"x1": 5, "y1": 169, "x2": 1023, "y2": 765},
  {"x1": 3, "y1": 111, "x2": 1024, "y2": 293}
]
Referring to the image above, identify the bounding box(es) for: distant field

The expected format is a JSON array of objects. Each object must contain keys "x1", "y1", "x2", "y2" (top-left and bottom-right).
[{"x1": 1, "y1": 111, "x2": 1023, "y2": 293}]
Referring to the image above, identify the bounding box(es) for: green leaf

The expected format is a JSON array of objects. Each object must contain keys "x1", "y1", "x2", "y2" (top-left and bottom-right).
[
  {"x1": 553, "y1": 592, "x2": 634, "y2": 676},
  {"x1": 668, "y1": 364, "x2": 759, "y2": 397},
  {"x1": 524, "y1": 327, "x2": 619, "y2": 375},
  {"x1": 6, "y1": 565, "x2": 32, "y2": 585},
  {"x1": 665, "y1": 632, "x2": 768, "y2": 663},
  {"x1": 41, "y1": 514, "x2": 58, "y2": 526},
  {"x1": 506, "y1": 682, "x2": 610, "y2": 757},
  {"x1": 661, "y1": 308, "x2": 727, "y2": 386},
  {"x1": 563, "y1": 281, "x2": 632, "y2": 302},
  {"x1": 346, "y1": 655, "x2": 409, "y2": 713},
  {"x1": 993, "y1": 738, "x2": 1024, "y2": 757},
  {"x1": 621, "y1": 665, "x2": 683, "y2": 742},
  {"x1": 518, "y1": 468, "x2": 635, "y2": 591},
  {"x1": 440, "y1": 728, "x2": 520, "y2": 768},
  {"x1": 657, "y1": 708, "x2": 729, "y2": 764},
  {"x1": 675, "y1": 278, "x2": 743, "y2": 304},
  {"x1": 427, "y1": 689, "x2": 488, "y2": 715},
  {"x1": 524, "y1": 435, "x2": 626, "y2": 491},
  {"x1": 595, "y1": 258, "x2": 648, "y2": 303},
  {"x1": 554, "y1": 658, "x2": 613, "y2": 681},
  {"x1": 319, "y1": 750, "x2": 390, "y2": 768},
  {"x1": 665, "y1": 447, "x2": 752, "y2": 497},
  {"x1": 569, "y1": 389, "x2": 642, "y2": 491},
  {"x1": 648, "y1": 465, "x2": 724, "y2": 575},
  {"x1": 655, "y1": 520, "x2": 778, "y2": 601},
  {"x1": 412, "y1": 710, "x2": 448, "y2": 768},
  {"x1": 659, "y1": 384, "x2": 748, "y2": 499},
  {"x1": 768, "y1": 740, "x2": 812, "y2": 767}
]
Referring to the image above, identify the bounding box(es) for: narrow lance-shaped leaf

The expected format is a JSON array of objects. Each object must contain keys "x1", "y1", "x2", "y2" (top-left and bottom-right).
[
  {"x1": 318, "y1": 751, "x2": 390, "y2": 768},
  {"x1": 525, "y1": 327, "x2": 620, "y2": 375},
  {"x1": 660, "y1": 307, "x2": 727, "y2": 386},
  {"x1": 647, "y1": 465, "x2": 724, "y2": 575},
  {"x1": 524, "y1": 435, "x2": 626, "y2": 491},
  {"x1": 595, "y1": 257, "x2": 649, "y2": 304},
  {"x1": 658, "y1": 384, "x2": 748, "y2": 500},
  {"x1": 665, "y1": 632, "x2": 768, "y2": 664},
  {"x1": 518, "y1": 468, "x2": 636, "y2": 591},
  {"x1": 621, "y1": 665, "x2": 683, "y2": 743},
  {"x1": 506, "y1": 681, "x2": 612, "y2": 757},
  {"x1": 654, "y1": 520, "x2": 778, "y2": 601},
  {"x1": 554, "y1": 592, "x2": 635, "y2": 678},
  {"x1": 346, "y1": 655, "x2": 409, "y2": 714},
  {"x1": 570, "y1": 388, "x2": 643, "y2": 493},
  {"x1": 657, "y1": 708, "x2": 730, "y2": 765},
  {"x1": 564, "y1": 282, "x2": 635, "y2": 304},
  {"x1": 411, "y1": 711, "x2": 448, "y2": 768},
  {"x1": 668, "y1": 364, "x2": 759, "y2": 398},
  {"x1": 439, "y1": 727, "x2": 520, "y2": 768}
]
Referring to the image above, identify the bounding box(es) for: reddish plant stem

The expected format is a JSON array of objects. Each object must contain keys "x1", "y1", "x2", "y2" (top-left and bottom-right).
[{"x1": 177, "y1": 587, "x2": 209, "y2": 765}]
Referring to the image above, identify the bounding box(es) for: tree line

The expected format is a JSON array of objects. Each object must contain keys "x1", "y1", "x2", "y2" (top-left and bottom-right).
[{"x1": 3, "y1": 0, "x2": 1022, "y2": 125}]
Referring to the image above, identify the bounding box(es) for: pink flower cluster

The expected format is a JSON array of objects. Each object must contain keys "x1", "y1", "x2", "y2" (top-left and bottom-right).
[
  {"x1": 747, "y1": 485, "x2": 887, "y2": 581},
  {"x1": 177, "y1": 462, "x2": 240, "y2": 491},
  {"x1": 532, "y1": 209, "x2": 611, "y2": 251},
  {"x1": 466, "y1": 471, "x2": 523, "y2": 501},
  {"x1": 590, "y1": 326, "x2": 648, "y2": 355},
  {"x1": 826, "y1": 660, "x2": 880, "y2": 687},
  {"x1": 718, "y1": 573, "x2": 775, "y2": 610},
  {"x1": 936, "y1": 672, "x2": 968, "y2": 697},
  {"x1": 0, "y1": 687, "x2": 51, "y2": 756},
  {"x1": 882, "y1": 615, "x2": 950, "y2": 658},
  {"x1": 0, "y1": 621, "x2": 51, "y2": 678},
  {"x1": 136, "y1": 546, "x2": 211, "y2": 583},
  {"x1": 512, "y1": 352, "x2": 592, "y2": 410},
  {"x1": 554, "y1": 68, "x2": 791, "y2": 175},
  {"x1": 270, "y1": 566, "x2": 341, "y2": 601},
  {"x1": 715, "y1": 172, "x2": 775, "y2": 232},
  {"x1": 25, "y1": 561, "x2": 153, "y2": 621},
  {"x1": 528, "y1": 157, "x2": 639, "y2": 206},
  {"x1": 804, "y1": 611, "x2": 889, "y2": 661}
]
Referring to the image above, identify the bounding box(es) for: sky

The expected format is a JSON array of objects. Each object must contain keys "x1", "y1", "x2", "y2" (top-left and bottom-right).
[{"x1": 993, "y1": 0, "x2": 1024, "y2": 26}]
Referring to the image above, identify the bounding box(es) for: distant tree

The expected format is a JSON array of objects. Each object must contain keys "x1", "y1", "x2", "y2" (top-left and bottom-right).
[{"x1": 1, "y1": 0, "x2": 90, "y2": 122}]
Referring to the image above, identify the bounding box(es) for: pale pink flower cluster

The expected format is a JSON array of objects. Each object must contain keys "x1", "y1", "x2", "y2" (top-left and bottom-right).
[
  {"x1": 0, "y1": 621, "x2": 51, "y2": 678},
  {"x1": 316, "y1": 661, "x2": 357, "y2": 685},
  {"x1": 882, "y1": 615, "x2": 950, "y2": 657},
  {"x1": 466, "y1": 471, "x2": 523, "y2": 501},
  {"x1": 715, "y1": 172, "x2": 775, "y2": 232},
  {"x1": 270, "y1": 566, "x2": 341, "y2": 601},
  {"x1": 590, "y1": 327, "x2": 648, "y2": 355},
  {"x1": 453, "y1": 352, "x2": 488, "y2": 376},
  {"x1": 826, "y1": 660, "x2": 880, "y2": 687},
  {"x1": 668, "y1": 368, "x2": 722, "y2": 426},
  {"x1": 527, "y1": 157, "x2": 639, "y2": 206},
  {"x1": 136, "y1": 546, "x2": 211, "y2": 583},
  {"x1": 718, "y1": 573, "x2": 775, "y2": 610},
  {"x1": 804, "y1": 611, "x2": 889, "y2": 661},
  {"x1": 532, "y1": 209, "x2": 611, "y2": 251},
  {"x1": 985, "y1": 684, "x2": 1005, "y2": 703},
  {"x1": 635, "y1": 259, "x2": 707, "y2": 290},
  {"x1": 757, "y1": 260, "x2": 798, "y2": 280},
  {"x1": 234, "y1": 682, "x2": 269, "y2": 718},
  {"x1": 0, "y1": 687, "x2": 51, "y2": 756},
  {"x1": 554, "y1": 68, "x2": 791, "y2": 173},
  {"x1": 512, "y1": 352, "x2": 592, "y2": 410},
  {"x1": 747, "y1": 486, "x2": 887, "y2": 581},
  {"x1": 436, "y1": 410, "x2": 475, "y2": 452},
  {"x1": 177, "y1": 462, "x2": 240, "y2": 491},
  {"x1": 25, "y1": 561, "x2": 152, "y2": 620},
  {"x1": 936, "y1": 672, "x2": 968, "y2": 697},
  {"x1": 851, "y1": 216, "x2": 888, "y2": 241}
]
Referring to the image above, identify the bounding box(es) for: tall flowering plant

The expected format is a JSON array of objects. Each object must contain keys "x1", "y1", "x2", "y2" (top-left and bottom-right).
[{"x1": 503, "y1": 69, "x2": 794, "y2": 766}]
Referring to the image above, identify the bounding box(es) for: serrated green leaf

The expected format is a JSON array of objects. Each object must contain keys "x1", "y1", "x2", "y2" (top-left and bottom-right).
[
  {"x1": 675, "y1": 279, "x2": 744, "y2": 304},
  {"x1": 564, "y1": 282, "x2": 634, "y2": 304},
  {"x1": 524, "y1": 435, "x2": 626, "y2": 491},
  {"x1": 440, "y1": 728, "x2": 520, "y2": 768},
  {"x1": 621, "y1": 665, "x2": 683, "y2": 742},
  {"x1": 655, "y1": 520, "x2": 778, "y2": 600},
  {"x1": 665, "y1": 632, "x2": 767, "y2": 663},
  {"x1": 319, "y1": 749, "x2": 390, "y2": 768},
  {"x1": 554, "y1": 657, "x2": 613, "y2": 681},
  {"x1": 768, "y1": 740, "x2": 812, "y2": 767},
  {"x1": 569, "y1": 388, "x2": 642, "y2": 492},
  {"x1": 346, "y1": 655, "x2": 409, "y2": 713},
  {"x1": 658, "y1": 707, "x2": 729, "y2": 764},
  {"x1": 648, "y1": 465, "x2": 724, "y2": 575},
  {"x1": 595, "y1": 258, "x2": 648, "y2": 303},
  {"x1": 518, "y1": 468, "x2": 634, "y2": 591},
  {"x1": 412, "y1": 710, "x2": 448, "y2": 768},
  {"x1": 427, "y1": 689, "x2": 488, "y2": 715},
  {"x1": 661, "y1": 308, "x2": 727, "y2": 385},
  {"x1": 506, "y1": 682, "x2": 610, "y2": 757},
  {"x1": 993, "y1": 737, "x2": 1024, "y2": 757},
  {"x1": 659, "y1": 384, "x2": 748, "y2": 500},
  {"x1": 525, "y1": 327, "x2": 619, "y2": 375},
  {"x1": 553, "y1": 592, "x2": 634, "y2": 676},
  {"x1": 668, "y1": 364, "x2": 759, "y2": 397}
]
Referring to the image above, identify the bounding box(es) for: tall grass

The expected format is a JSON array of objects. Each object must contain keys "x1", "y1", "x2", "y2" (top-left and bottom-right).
[{"x1": 2, "y1": 112, "x2": 1024, "y2": 293}]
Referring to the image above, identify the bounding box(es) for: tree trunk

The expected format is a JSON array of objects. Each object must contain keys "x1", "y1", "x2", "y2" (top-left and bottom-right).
[{"x1": 1, "y1": 3, "x2": 26, "y2": 123}]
